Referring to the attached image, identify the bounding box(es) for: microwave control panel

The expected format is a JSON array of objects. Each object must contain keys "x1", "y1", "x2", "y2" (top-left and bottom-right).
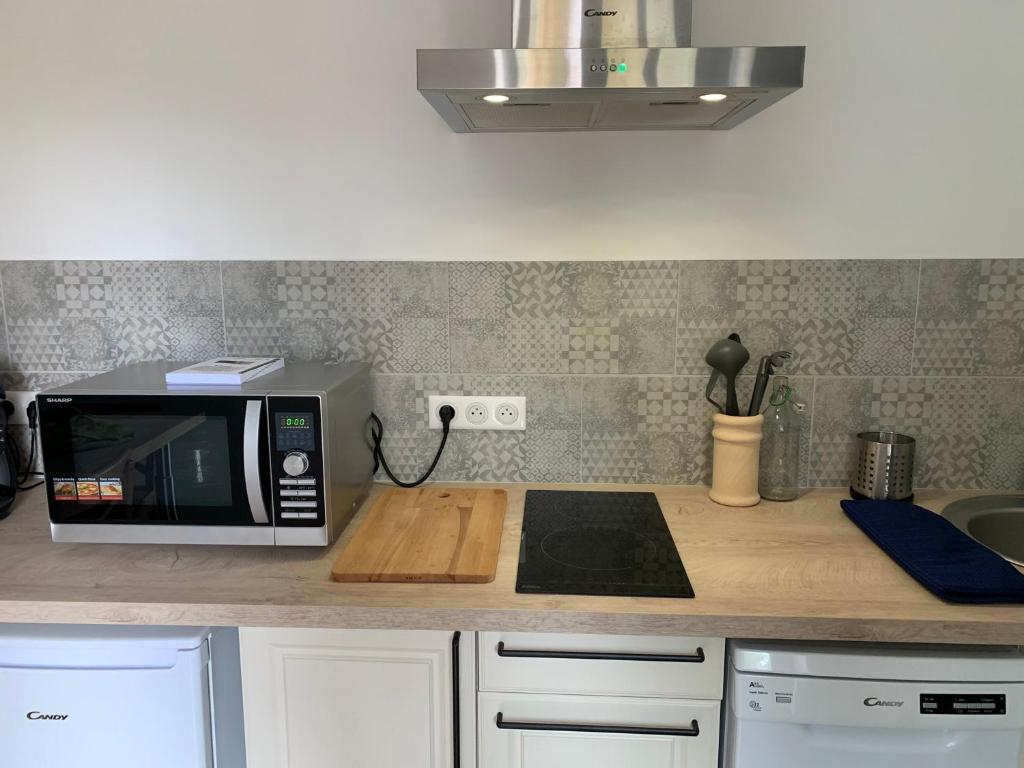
[{"x1": 267, "y1": 396, "x2": 325, "y2": 527}]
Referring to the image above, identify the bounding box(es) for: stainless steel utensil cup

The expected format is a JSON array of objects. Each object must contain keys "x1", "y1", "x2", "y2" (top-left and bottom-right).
[{"x1": 851, "y1": 431, "x2": 915, "y2": 501}]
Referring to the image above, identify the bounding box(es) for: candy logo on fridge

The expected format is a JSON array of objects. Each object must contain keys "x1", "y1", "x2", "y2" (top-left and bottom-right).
[{"x1": 26, "y1": 711, "x2": 69, "y2": 721}]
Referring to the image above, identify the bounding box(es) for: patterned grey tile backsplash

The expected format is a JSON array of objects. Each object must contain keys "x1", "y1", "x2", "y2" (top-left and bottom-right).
[
  {"x1": 222, "y1": 261, "x2": 448, "y2": 373},
  {"x1": 676, "y1": 260, "x2": 919, "y2": 376},
  {"x1": 449, "y1": 261, "x2": 677, "y2": 374},
  {"x1": 1, "y1": 258, "x2": 1022, "y2": 490},
  {"x1": 914, "y1": 260, "x2": 1024, "y2": 376},
  {"x1": 811, "y1": 377, "x2": 1024, "y2": 490}
]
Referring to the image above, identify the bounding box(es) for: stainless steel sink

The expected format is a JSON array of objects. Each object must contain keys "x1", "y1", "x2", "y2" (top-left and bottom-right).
[{"x1": 943, "y1": 496, "x2": 1024, "y2": 566}]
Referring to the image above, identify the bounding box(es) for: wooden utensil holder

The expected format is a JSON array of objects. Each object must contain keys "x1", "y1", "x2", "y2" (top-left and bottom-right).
[{"x1": 709, "y1": 413, "x2": 764, "y2": 507}]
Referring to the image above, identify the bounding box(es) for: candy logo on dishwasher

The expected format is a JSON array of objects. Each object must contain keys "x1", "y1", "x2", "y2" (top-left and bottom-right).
[{"x1": 864, "y1": 697, "x2": 904, "y2": 707}]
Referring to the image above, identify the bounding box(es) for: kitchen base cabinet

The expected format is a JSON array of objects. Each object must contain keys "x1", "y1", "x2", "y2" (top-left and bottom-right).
[
  {"x1": 239, "y1": 628, "x2": 473, "y2": 768},
  {"x1": 479, "y1": 692, "x2": 721, "y2": 768}
]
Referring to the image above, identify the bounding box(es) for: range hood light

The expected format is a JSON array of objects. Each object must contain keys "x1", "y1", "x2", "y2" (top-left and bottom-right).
[
  {"x1": 483, "y1": 94, "x2": 510, "y2": 104},
  {"x1": 699, "y1": 93, "x2": 728, "y2": 102}
]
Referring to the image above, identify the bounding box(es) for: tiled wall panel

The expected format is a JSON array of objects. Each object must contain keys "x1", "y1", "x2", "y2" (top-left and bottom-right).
[{"x1": 2, "y1": 259, "x2": 1022, "y2": 490}]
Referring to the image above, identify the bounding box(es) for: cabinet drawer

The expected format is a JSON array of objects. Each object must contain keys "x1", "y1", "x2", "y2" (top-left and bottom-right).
[
  {"x1": 479, "y1": 632, "x2": 723, "y2": 699},
  {"x1": 479, "y1": 691, "x2": 720, "y2": 768}
]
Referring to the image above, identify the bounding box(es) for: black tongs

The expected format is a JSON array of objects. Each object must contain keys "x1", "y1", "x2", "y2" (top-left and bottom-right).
[{"x1": 747, "y1": 350, "x2": 792, "y2": 416}]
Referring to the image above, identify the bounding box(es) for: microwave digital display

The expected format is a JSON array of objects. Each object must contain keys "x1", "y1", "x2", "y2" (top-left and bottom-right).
[{"x1": 276, "y1": 412, "x2": 315, "y2": 451}]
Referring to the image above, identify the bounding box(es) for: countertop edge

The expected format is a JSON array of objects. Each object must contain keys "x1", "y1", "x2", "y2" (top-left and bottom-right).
[{"x1": 1, "y1": 601, "x2": 1021, "y2": 645}]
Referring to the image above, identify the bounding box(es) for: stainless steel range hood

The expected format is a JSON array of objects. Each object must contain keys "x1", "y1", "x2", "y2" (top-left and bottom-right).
[{"x1": 417, "y1": 0, "x2": 805, "y2": 132}]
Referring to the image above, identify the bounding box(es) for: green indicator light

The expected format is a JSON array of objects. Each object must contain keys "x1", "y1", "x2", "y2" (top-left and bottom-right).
[{"x1": 619, "y1": 62, "x2": 628, "y2": 72}]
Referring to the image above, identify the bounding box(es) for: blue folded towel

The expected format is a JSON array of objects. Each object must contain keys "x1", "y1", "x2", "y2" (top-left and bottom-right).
[{"x1": 841, "y1": 499, "x2": 1024, "y2": 604}]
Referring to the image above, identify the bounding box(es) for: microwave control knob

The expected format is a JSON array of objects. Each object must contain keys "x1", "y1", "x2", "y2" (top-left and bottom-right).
[{"x1": 282, "y1": 451, "x2": 309, "y2": 477}]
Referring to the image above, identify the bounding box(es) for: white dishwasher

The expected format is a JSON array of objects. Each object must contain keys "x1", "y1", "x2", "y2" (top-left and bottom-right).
[
  {"x1": 724, "y1": 640, "x2": 1024, "y2": 768},
  {"x1": 0, "y1": 624, "x2": 245, "y2": 768}
]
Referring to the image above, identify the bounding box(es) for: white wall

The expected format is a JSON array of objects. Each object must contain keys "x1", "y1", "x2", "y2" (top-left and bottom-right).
[{"x1": 1, "y1": 0, "x2": 1021, "y2": 261}]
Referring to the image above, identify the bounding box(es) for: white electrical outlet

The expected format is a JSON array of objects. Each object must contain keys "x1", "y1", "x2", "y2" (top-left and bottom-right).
[
  {"x1": 427, "y1": 395, "x2": 526, "y2": 431},
  {"x1": 4, "y1": 391, "x2": 37, "y2": 426}
]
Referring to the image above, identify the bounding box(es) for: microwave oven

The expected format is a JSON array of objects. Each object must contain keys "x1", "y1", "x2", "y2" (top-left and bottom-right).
[{"x1": 36, "y1": 361, "x2": 373, "y2": 546}]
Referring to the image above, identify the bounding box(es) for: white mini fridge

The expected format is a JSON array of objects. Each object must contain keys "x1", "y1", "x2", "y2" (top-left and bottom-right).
[
  {"x1": 724, "y1": 640, "x2": 1024, "y2": 768},
  {"x1": 0, "y1": 624, "x2": 245, "y2": 768}
]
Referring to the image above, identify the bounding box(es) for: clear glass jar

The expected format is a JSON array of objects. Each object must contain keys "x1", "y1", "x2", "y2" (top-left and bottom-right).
[{"x1": 758, "y1": 377, "x2": 804, "y2": 502}]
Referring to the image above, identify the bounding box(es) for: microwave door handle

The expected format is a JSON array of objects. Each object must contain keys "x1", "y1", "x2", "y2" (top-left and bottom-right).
[{"x1": 243, "y1": 400, "x2": 269, "y2": 524}]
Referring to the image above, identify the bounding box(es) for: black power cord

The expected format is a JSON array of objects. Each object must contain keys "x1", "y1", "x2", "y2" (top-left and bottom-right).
[
  {"x1": 0, "y1": 396, "x2": 14, "y2": 519},
  {"x1": 370, "y1": 404, "x2": 455, "y2": 488},
  {"x1": 0, "y1": 395, "x2": 44, "y2": 521},
  {"x1": 17, "y1": 401, "x2": 43, "y2": 490}
]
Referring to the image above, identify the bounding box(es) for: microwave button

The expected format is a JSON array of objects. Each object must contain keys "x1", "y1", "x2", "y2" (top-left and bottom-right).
[
  {"x1": 293, "y1": 489, "x2": 317, "y2": 497},
  {"x1": 279, "y1": 478, "x2": 300, "y2": 486},
  {"x1": 280, "y1": 489, "x2": 305, "y2": 497},
  {"x1": 298, "y1": 512, "x2": 318, "y2": 519},
  {"x1": 296, "y1": 478, "x2": 316, "y2": 486},
  {"x1": 282, "y1": 451, "x2": 310, "y2": 477},
  {"x1": 281, "y1": 500, "x2": 318, "y2": 508},
  {"x1": 280, "y1": 512, "x2": 301, "y2": 519}
]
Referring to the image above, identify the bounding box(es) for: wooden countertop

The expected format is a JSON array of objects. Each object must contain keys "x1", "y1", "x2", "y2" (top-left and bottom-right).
[{"x1": 1, "y1": 484, "x2": 1022, "y2": 644}]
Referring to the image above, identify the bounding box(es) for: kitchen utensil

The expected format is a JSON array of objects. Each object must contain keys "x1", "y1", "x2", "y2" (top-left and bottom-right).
[
  {"x1": 705, "y1": 332, "x2": 742, "y2": 413},
  {"x1": 850, "y1": 431, "x2": 915, "y2": 502},
  {"x1": 746, "y1": 350, "x2": 792, "y2": 416},
  {"x1": 331, "y1": 486, "x2": 506, "y2": 583},
  {"x1": 709, "y1": 413, "x2": 764, "y2": 507},
  {"x1": 704, "y1": 337, "x2": 750, "y2": 416}
]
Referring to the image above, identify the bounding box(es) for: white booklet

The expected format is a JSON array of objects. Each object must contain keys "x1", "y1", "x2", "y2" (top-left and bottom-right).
[{"x1": 165, "y1": 357, "x2": 284, "y2": 385}]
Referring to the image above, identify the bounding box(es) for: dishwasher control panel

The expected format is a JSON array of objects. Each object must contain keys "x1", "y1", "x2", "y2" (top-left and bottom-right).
[{"x1": 920, "y1": 693, "x2": 1007, "y2": 715}]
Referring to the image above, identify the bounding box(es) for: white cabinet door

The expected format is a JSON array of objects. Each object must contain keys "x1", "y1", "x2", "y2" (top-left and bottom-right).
[
  {"x1": 479, "y1": 692, "x2": 720, "y2": 768},
  {"x1": 240, "y1": 628, "x2": 472, "y2": 768}
]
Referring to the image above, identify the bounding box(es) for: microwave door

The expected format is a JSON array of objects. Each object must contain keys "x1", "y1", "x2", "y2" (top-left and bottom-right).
[
  {"x1": 94, "y1": 414, "x2": 208, "y2": 518},
  {"x1": 41, "y1": 395, "x2": 271, "y2": 528},
  {"x1": 74, "y1": 414, "x2": 207, "y2": 520}
]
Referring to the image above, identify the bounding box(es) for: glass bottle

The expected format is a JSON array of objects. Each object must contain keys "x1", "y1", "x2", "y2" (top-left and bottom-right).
[{"x1": 759, "y1": 377, "x2": 804, "y2": 501}]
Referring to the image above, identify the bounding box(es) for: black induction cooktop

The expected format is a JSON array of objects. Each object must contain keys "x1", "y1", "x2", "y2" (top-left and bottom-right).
[{"x1": 516, "y1": 490, "x2": 694, "y2": 598}]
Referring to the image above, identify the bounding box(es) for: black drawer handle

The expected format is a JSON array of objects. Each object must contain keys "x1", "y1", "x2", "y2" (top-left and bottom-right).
[
  {"x1": 496, "y1": 642, "x2": 705, "y2": 664},
  {"x1": 495, "y1": 712, "x2": 700, "y2": 738},
  {"x1": 452, "y1": 631, "x2": 461, "y2": 768}
]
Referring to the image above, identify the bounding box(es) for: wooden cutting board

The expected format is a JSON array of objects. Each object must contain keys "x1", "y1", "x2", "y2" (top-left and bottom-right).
[{"x1": 331, "y1": 487, "x2": 507, "y2": 583}]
